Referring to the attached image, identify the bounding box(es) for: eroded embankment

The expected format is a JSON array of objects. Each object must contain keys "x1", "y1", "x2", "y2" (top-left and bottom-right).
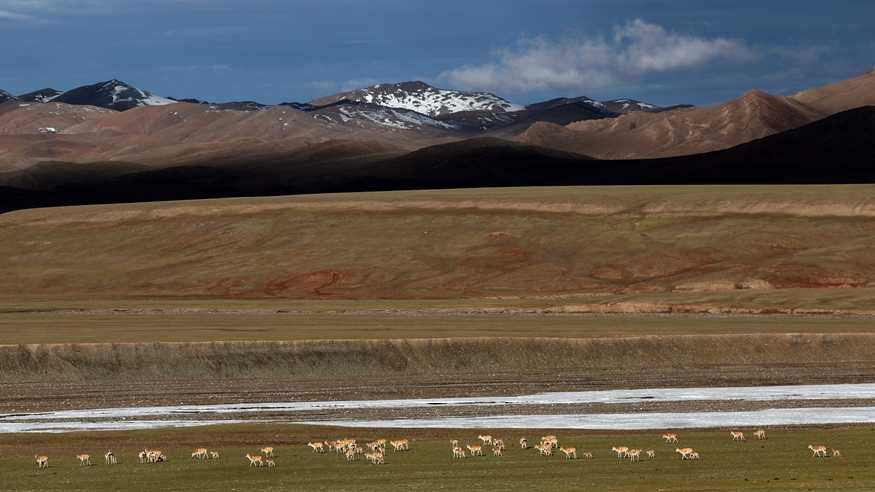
[{"x1": 2, "y1": 333, "x2": 874, "y2": 383}]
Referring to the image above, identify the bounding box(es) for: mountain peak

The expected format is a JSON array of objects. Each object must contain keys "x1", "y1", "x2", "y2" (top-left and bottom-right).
[
  {"x1": 0, "y1": 89, "x2": 16, "y2": 104},
  {"x1": 54, "y1": 79, "x2": 175, "y2": 111}
]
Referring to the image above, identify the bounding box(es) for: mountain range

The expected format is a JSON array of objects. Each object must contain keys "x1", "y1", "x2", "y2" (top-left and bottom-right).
[{"x1": 1, "y1": 67, "x2": 874, "y2": 212}]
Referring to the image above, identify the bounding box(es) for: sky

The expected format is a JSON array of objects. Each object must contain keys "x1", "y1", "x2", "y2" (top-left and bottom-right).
[{"x1": 1, "y1": 0, "x2": 874, "y2": 106}]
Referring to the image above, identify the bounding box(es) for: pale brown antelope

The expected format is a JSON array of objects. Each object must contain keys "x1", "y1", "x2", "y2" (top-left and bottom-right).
[
  {"x1": 245, "y1": 453, "x2": 264, "y2": 467},
  {"x1": 559, "y1": 446, "x2": 577, "y2": 460},
  {"x1": 192, "y1": 448, "x2": 208, "y2": 461},
  {"x1": 104, "y1": 451, "x2": 117, "y2": 465},
  {"x1": 76, "y1": 454, "x2": 92, "y2": 466},
  {"x1": 345, "y1": 448, "x2": 358, "y2": 462},
  {"x1": 452, "y1": 446, "x2": 466, "y2": 459},
  {"x1": 390, "y1": 439, "x2": 410, "y2": 452},
  {"x1": 137, "y1": 451, "x2": 148, "y2": 463},
  {"x1": 675, "y1": 447, "x2": 694, "y2": 460},
  {"x1": 467, "y1": 444, "x2": 484, "y2": 457},
  {"x1": 492, "y1": 446, "x2": 503, "y2": 457},
  {"x1": 808, "y1": 444, "x2": 828, "y2": 457},
  {"x1": 832, "y1": 449, "x2": 841, "y2": 458},
  {"x1": 689, "y1": 451, "x2": 701, "y2": 460},
  {"x1": 730, "y1": 431, "x2": 746, "y2": 441},
  {"x1": 542, "y1": 435, "x2": 559, "y2": 449},
  {"x1": 646, "y1": 449, "x2": 655, "y2": 459},
  {"x1": 34, "y1": 455, "x2": 49, "y2": 469},
  {"x1": 661, "y1": 433, "x2": 679, "y2": 443},
  {"x1": 365, "y1": 452, "x2": 384, "y2": 465},
  {"x1": 478, "y1": 434, "x2": 494, "y2": 446},
  {"x1": 519, "y1": 437, "x2": 529, "y2": 449},
  {"x1": 210, "y1": 451, "x2": 221, "y2": 460},
  {"x1": 627, "y1": 449, "x2": 642, "y2": 462},
  {"x1": 611, "y1": 446, "x2": 629, "y2": 459},
  {"x1": 307, "y1": 441, "x2": 324, "y2": 453},
  {"x1": 754, "y1": 429, "x2": 767, "y2": 440},
  {"x1": 265, "y1": 459, "x2": 276, "y2": 468},
  {"x1": 535, "y1": 443, "x2": 553, "y2": 456},
  {"x1": 261, "y1": 446, "x2": 274, "y2": 458},
  {"x1": 582, "y1": 451, "x2": 593, "y2": 459}
]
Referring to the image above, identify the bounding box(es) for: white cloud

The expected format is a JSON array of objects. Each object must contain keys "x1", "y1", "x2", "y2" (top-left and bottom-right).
[{"x1": 442, "y1": 19, "x2": 757, "y2": 93}]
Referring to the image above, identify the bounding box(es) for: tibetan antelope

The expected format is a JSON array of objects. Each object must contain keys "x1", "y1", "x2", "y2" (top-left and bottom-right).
[
  {"x1": 611, "y1": 446, "x2": 629, "y2": 459},
  {"x1": 452, "y1": 446, "x2": 466, "y2": 459},
  {"x1": 535, "y1": 443, "x2": 553, "y2": 456},
  {"x1": 76, "y1": 454, "x2": 92, "y2": 466},
  {"x1": 730, "y1": 431, "x2": 746, "y2": 441},
  {"x1": 626, "y1": 449, "x2": 642, "y2": 462},
  {"x1": 519, "y1": 437, "x2": 529, "y2": 449},
  {"x1": 832, "y1": 449, "x2": 841, "y2": 457},
  {"x1": 808, "y1": 445, "x2": 828, "y2": 457},
  {"x1": 345, "y1": 448, "x2": 359, "y2": 462},
  {"x1": 662, "y1": 433, "x2": 679, "y2": 443},
  {"x1": 245, "y1": 453, "x2": 264, "y2": 467},
  {"x1": 138, "y1": 451, "x2": 148, "y2": 463},
  {"x1": 675, "y1": 447, "x2": 694, "y2": 460},
  {"x1": 492, "y1": 438, "x2": 505, "y2": 450},
  {"x1": 192, "y1": 448, "x2": 208, "y2": 461},
  {"x1": 261, "y1": 447, "x2": 274, "y2": 457},
  {"x1": 466, "y1": 444, "x2": 484, "y2": 457},
  {"x1": 307, "y1": 441, "x2": 324, "y2": 453},
  {"x1": 559, "y1": 446, "x2": 577, "y2": 460},
  {"x1": 478, "y1": 435, "x2": 494, "y2": 446},
  {"x1": 646, "y1": 449, "x2": 656, "y2": 459},
  {"x1": 210, "y1": 451, "x2": 220, "y2": 460},
  {"x1": 104, "y1": 451, "x2": 117, "y2": 465},
  {"x1": 582, "y1": 451, "x2": 593, "y2": 459},
  {"x1": 34, "y1": 455, "x2": 48, "y2": 469},
  {"x1": 390, "y1": 439, "x2": 410, "y2": 451},
  {"x1": 492, "y1": 446, "x2": 503, "y2": 457},
  {"x1": 754, "y1": 429, "x2": 767, "y2": 440},
  {"x1": 689, "y1": 451, "x2": 701, "y2": 460},
  {"x1": 265, "y1": 459, "x2": 276, "y2": 468},
  {"x1": 541, "y1": 435, "x2": 559, "y2": 448},
  {"x1": 365, "y1": 452, "x2": 384, "y2": 465}
]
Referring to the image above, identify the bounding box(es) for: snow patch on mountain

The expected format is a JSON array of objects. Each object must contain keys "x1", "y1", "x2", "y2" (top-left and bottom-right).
[{"x1": 313, "y1": 81, "x2": 522, "y2": 117}]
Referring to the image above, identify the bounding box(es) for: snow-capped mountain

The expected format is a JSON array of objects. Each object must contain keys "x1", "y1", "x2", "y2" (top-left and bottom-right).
[
  {"x1": 309, "y1": 101, "x2": 458, "y2": 131},
  {"x1": 311, "y1": 81, "x2": 522, "y2": 117},
  {"x1": 0, "y1": 89, "x2": 17, "y2": 104},
  {"x1": 18, "y1": 88, "x2": 62, "y2": 103},
  {"x1": 525, "y1": 96, "x2": 613, "y2": 115},
  {"x1": 602, "y1": 98, "x2": 662, "y2": 114},
  {"x1": 54, "y1": 79, "x2": 176, "y2": 111}
]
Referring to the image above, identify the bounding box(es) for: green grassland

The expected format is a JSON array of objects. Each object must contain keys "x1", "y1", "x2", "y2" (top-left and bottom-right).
[{"x1": 1, "y1": 424, "x2": 873, "y2": 491}]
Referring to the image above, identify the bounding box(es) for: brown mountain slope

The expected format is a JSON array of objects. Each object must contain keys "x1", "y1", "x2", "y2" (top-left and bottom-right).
[
  {"x1": 519, "y1": 90, "x2": 825, "y2": 159},
  {"x1": 792, "y1": 67, "x2": 875, "y2": 114}
]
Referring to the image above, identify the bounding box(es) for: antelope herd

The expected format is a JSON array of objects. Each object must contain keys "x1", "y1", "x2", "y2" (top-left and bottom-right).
[{"x1": 27, "y1": 427, "x2": 847, "y2": 474}]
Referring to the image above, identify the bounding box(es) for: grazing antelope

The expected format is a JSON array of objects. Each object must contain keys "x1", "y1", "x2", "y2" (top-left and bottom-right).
[
  {"x1": 646, "y1": 449, "x2": 656, "y2": 459},
  {"x1": 492, "y1": 438, "x2": 505, "y2": 450},
  {"x1": 466, "y1": 444, "x2": 484, "y2": 457},
  {"x1": 104, "y1": 451, "x2": 117, "y2": 465},
  {"x1": 76, "y1": 454, "x2": 92, "y2": 466},
  {"x1": 365, "y1": 452, "x2": 384, "y2": 465},
  {"x1": 452, "y1": 446, "x2": 466, "y2": 459},
  {"x1": 345, "y1": 448, "x2": 359, "y2": 462},
  {"x1": 265, "y1": 459, "x2": 276, "y2": 468},
  {"x1": 492, "y1": 446, "x2": 503, "y2": 457},
  {"x1": 307, "y1": 441, "x2": 324, "y2": 453},
  {"x1": 626, "y1": 449, "x2": 642, "y2": 462},
  {"x1": 832, "y1": 449, "x2": 841, "y2": 457},
  {"x1": 535, "y1": 443, "x2": 553, "y2": 456},
  {"x1": 662, "y1": 433, "x2": 679, "y2": 443},
  {"x1": 519, "y1": 437, "x2": 529, "y2": 449},
  {"x1": 808, "y1": 444, "x2": 828, "y2": 457},
  {"x1": 390, "y1": 439, "x2": 410, "y2": 452},
  {"x1": 210, "y1": 451, "x2": 221, "y2": 460},
  {"x1": 754, "y1": 429, "x2": 767, "y2": 440},
  {"x1": 245, "y1": 453, "x2": 264, "y2": 467},
  {"x1": 582, "y1": 451, "x2": 593, "y2": 459},
  {"x1": 559, "y1": 446, "x2": 577, "y2": 460},
  {"x1": 541, "y1": 435, "x2": 559, "y2": 449},
  {"x1": 478, "y1": 434, "x2": 494, "y2": 446},
  {"x1": 192, "y1": 448, "x2": 208, "y2": 461},
  {"x1": 35, "y1": 455, "x2": 49, "y2": 469},
  {"x1": 261, "y1": 447, "x2": 274, "y2": 458},
  {"x1": 611, "y1": 446, "x2": 629, "y2": 459},
  {"x1": 689, "y1": 451, "x2": 701, "y2": 460},
  {"x1": 137, "y1": 451, "x2": 148, "y2": 464},
  {"x1": 675, "y1": 447, "x2": 695, "y2": 460},
  {"x1": 147, "y1": 450, "x2": 166, "y2": 463},
  {"x1": 730, "y1": 431, "x2": 746, "y2": 441}
]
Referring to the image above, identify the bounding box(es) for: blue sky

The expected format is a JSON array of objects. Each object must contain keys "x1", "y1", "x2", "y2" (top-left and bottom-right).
[{"x1": 1, "y1": 0, "x2": 873, "y2": 106}]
